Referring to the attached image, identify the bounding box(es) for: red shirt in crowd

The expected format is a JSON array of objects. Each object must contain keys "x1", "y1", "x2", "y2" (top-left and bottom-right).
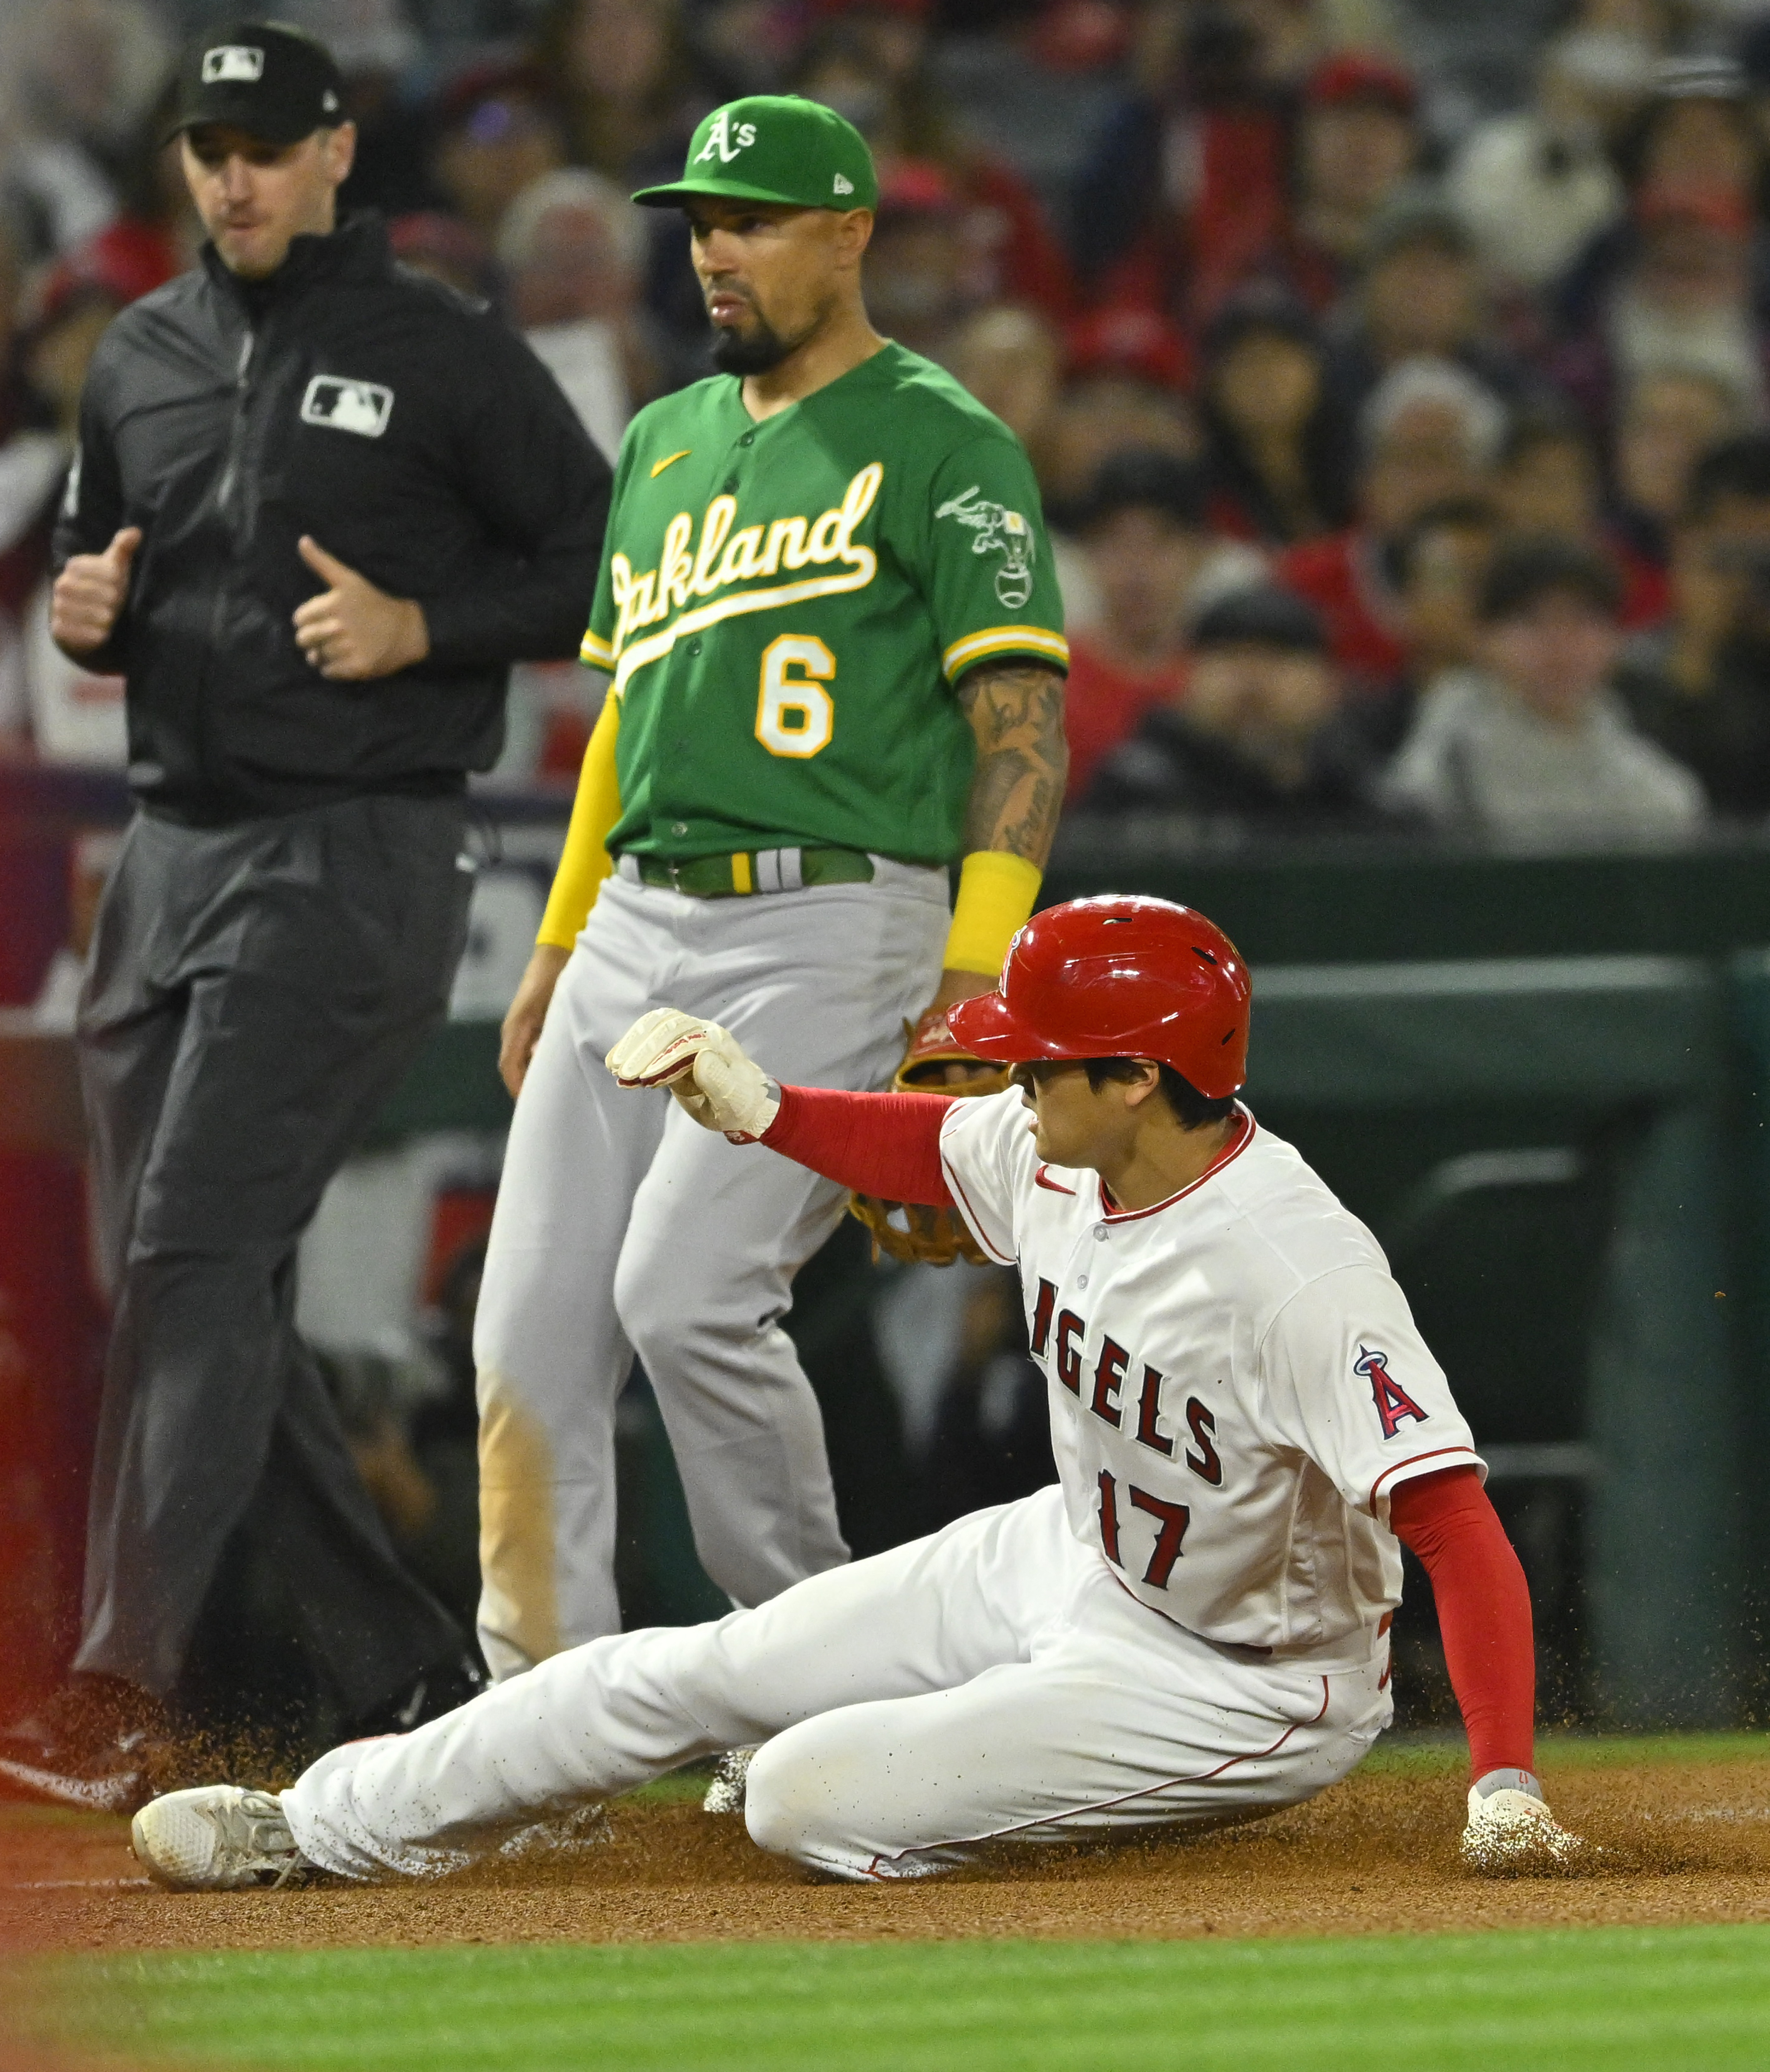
[
  {"x1": 1276, "y1": 530, "x2": 1408, "y2": 685},
  {"x1": 1062, "y1": 636, "x2": 1187, "y2": 800},
  {"x1": 1277, "y1": 527, "x2": 1669, "y2": 694}
]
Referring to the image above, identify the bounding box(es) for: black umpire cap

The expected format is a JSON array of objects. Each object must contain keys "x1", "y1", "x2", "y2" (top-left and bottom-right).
[{"x1": 165, "y1": 20, "x2": 346, "y2": 146}]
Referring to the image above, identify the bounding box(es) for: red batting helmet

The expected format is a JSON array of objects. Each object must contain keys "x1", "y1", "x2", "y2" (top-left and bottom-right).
[{"x1": 946, "y1": 895, "x2": 1251, "y2": 1098}]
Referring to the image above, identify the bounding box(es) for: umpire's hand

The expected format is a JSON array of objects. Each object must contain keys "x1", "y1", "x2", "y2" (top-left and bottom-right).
[
  {"x1": 294, "y1": 537, "x2": 431, "y2": 680},
  {"x1": 50, "y1": 526, "x2": 141, "y2": 660}
]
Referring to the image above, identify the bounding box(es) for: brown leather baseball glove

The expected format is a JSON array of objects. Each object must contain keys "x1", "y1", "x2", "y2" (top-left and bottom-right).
[{"x1": 847, "y1": 1006, "x2": 1013, "y2": 1267}]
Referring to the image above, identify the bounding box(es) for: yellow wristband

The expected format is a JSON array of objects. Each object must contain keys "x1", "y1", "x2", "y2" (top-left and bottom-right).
[
  {"x1": 943, "y1": 851, "x2": 1042, "y2": 978},
  {"x1": 537, "y1": 693, "x2": 622, "y2": 949}
]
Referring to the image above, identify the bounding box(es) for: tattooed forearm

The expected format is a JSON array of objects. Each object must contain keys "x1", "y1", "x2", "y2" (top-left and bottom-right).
[{"x1": 956, "y1": 661, "x2": 1068, "y2": 866}]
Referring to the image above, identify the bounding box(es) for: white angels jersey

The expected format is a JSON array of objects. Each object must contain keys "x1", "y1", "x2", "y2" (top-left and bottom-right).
[{"x1": 938, "y1": 1092, "x2": 1484, "y2": 1656}]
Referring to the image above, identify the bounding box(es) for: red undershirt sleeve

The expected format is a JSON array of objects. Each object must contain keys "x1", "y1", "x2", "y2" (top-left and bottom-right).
[
  {"x1": 1388, "y1": 1466, "x2": 1536, "y2": 1781},
  {"x1": 761, "y1": 1084, "x2": 956, "y2": 1206}
]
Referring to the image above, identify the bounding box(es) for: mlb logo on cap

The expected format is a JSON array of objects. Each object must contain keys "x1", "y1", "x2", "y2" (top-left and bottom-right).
[
  {"x1": 202, "y1": 46, "x2": 264, "y2": 84},
  {"x1": 168, "y1": 21, "x2": 347, "y2": 146}
]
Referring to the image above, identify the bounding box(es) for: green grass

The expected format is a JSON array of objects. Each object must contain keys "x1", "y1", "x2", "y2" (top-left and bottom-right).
[
  {"x1": 1358, "y1": 1729, "x2": 1770, "y2": 1779},
  {"x1": 10, "y1": 1735, "x2": 1769, "y2": 2068},
  {"x1": 628, "y1": 1767, "x2": 719, "y2": 1803},
  {"x1": 34, "y1": 1926, "x2": 1770, "y2": 2072}
]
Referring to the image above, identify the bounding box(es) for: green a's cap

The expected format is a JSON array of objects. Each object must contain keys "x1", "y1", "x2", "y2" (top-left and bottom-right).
[{"x1": 631, "y1": 95, "x2": 879, "y2": 213}]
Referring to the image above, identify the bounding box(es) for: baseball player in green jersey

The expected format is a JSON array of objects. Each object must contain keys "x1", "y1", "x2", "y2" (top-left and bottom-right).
[{"x1": 474, "y1": 96, "x2": 1069, "y2": 1688}]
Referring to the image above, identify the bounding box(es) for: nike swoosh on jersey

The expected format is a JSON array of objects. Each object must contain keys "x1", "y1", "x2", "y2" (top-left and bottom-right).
[
  {"x1": 1034, "y1": 1166, "x2": 1076, "y2": 1194},
  {"x1": 650, "y1": 449, "x2": 693, "y2": 477}
]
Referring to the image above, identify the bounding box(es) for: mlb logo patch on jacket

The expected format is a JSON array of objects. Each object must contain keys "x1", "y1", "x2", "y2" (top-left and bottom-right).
[{"x1": 300, "y1": 376, "x2": 394, "y2": 438}]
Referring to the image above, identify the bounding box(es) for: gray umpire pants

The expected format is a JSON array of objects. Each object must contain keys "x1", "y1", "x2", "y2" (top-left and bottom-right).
[
  {"x1": 473, "y1": 857, "x2": 949, "y2": 1681},
  {"x1": 74, "y1": 795, "x2": 473, "y2": 1711}
]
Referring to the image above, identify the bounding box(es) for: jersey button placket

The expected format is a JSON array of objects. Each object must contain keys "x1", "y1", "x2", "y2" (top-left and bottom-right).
[
  {"x1": 1083, "y1": 1223, "x2": 1114, "y2": 1287},
  {"x1": 1080, "y1": 1220, "x2": 1113, "y2": 1289}
]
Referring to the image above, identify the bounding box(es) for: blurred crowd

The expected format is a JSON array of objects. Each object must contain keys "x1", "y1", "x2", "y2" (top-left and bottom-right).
[{"x1": 6, "y1": 0, "x2": 1770, "y2": 841}]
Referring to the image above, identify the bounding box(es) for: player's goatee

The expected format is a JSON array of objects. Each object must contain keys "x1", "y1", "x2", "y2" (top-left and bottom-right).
[{"x1": 710, "y1": 316, "x2": 794, "y2": 375}]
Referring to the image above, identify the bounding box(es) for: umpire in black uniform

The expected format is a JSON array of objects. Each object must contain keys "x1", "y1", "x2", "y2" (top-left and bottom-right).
[{"x1": 0, "y1": 23, "x2": 611, "y2": 1810}]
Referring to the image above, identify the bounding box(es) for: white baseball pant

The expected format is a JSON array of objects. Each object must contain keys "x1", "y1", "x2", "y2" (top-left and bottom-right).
[
  {"x1": 472, "y1": 859, "x2": 949, "y2": 1679},
  {"x1": 283, "y1": 1484, "x2": 1392, "y2": 1882}
]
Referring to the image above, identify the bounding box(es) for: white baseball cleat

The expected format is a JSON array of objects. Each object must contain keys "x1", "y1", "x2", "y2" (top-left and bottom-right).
[
  {"x1": 702, "y1": 1746, "x2": 756, "y2": 1815},
  {"x1": 1460, "y1": 1772, "x2": 1586, "y2": 1874},
  {"x1": 131, "y1": 1785, "x2": 312, "y2": 1891}
]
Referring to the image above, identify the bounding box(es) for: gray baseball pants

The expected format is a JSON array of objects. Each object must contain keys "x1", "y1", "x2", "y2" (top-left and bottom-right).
[
  {"x1": 473, "y1": 856, "x2": 949, "y2": 1679},
  {"x1": 74, "y1": 796, "x2": 473, "y2": 1710}
]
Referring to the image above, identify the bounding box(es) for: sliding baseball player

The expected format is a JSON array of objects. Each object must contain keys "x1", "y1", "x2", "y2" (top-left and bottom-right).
[{"x1": 132, "y1": 897, "x2": 1580, "y2": 1887}]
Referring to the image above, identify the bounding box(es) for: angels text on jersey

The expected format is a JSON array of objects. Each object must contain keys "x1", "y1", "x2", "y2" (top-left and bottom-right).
[
  {"x1": 936, "y1": 1090, "x2": 1483, "y2": 1652},
  {"x1": 1027, "y1": 1272, "x2": 1434, "y2": 1596}
]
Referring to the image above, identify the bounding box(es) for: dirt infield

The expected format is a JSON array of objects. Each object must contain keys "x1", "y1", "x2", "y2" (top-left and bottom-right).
[{"x1": 3, "y1": 1755, "x2": 1768, "y2": 1954}]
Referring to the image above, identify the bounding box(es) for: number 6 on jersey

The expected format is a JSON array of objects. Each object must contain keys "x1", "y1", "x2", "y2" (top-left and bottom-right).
[{"x1": 756, "y1": 634, "x2": 835, "y2": 757}]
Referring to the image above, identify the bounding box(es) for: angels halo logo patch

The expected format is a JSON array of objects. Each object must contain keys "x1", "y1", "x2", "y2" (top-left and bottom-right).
[
  {"x1": 1354, "y1": 1344, "x2": 1430, "y2": 1440},
  {"x1": 300, "y1": 376, "x2": 394, "y2": 439}
]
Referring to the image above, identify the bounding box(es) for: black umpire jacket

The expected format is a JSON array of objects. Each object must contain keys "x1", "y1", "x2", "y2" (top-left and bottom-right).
[{"x1": 55, "y1": 213, "x2": 612, "y2": 823}]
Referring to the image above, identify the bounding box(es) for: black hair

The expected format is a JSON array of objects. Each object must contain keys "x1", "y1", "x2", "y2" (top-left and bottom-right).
[
  {"x1": 1202, "y1": 283, "x2": 1321, "y2": 363},
  {"x1": 1685, "y1": 432, "x2": 1770, "y2": 523},
  {"x1": 1190, "y1": 584, "x2": 1327, "y2": 655},
  {"x1": 1476, "y1": 533, "x2": 1622, "y2": 625},
  {"x1": 1197, "y1": 298, "x2": 1347, "y2": 538},
  {"x1": 1074, "y1": 447, "x2": 1210, "y2": 532},
  {"x1": 1080, "y1": 1058, "x2": 1238, "y2": 1130},
  {"x1": 1390, "y1": 494, "x2": 1500, "y2": 588}
]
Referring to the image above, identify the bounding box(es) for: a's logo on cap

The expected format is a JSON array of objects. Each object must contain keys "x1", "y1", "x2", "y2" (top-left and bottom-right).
[
  {"x1": 833, "y1": 173, "x2": 853, "y2": 196},
  {"x1": 323, "y1": 90, "x2": 340, "y2": 113},
  {"x1": 694, "y1": 108, "x2": 758, "y2": 164},
  {"x1": 202, "y1": 45, "x2": 265, "y2": 84}
]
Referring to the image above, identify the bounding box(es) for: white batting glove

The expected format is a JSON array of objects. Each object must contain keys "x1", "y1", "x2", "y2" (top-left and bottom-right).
[
  {"x1": 1460, "y1": 1770, "x2": 1585, "y2": 1874},
  {"x1": 605, "y1": 1008, "x2": 781, "y2": 1143}
]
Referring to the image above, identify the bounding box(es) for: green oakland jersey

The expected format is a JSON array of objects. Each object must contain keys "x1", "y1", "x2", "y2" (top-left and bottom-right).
[{"x1": 580, "y1": 342, "x2": 1068, "y2": 864}]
